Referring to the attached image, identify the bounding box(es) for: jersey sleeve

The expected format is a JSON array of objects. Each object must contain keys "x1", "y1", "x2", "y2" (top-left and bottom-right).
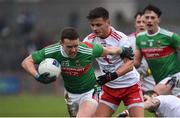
[
  {"x1": 128, "y1": 35, "x2": 136, "y2": 51},
  {"x1": 83, "y1": 36, "x2": 89, "y2": 42},
  {"x1": 83, "y1": 33, "x2": 95, "y2": 43},
  {"x1": 32, "y1": 43, "x2": 60, "y2": 64},
  {"x1": 124, "y1": 38, "x2": 131, "y2": 48},
  {"x1": 171, "y1": 33, "x2": 180, "y2": 49},
  {"x1": 136, "y1": 36, "x2": 141, "y2": 50},
  {"x1": 92, "y1": 43, "x2": 103, "y2": 58},
  {"x1": 32, "y1": 48, "x2": 46, "y2": 64},
  {"x1": 118, "y1": 34, "x2": 131, "y2": 48}
]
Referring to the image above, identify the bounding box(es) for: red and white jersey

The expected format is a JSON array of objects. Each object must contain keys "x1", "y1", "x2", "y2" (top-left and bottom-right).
[
  {"x1": 83, "y1": 27, "x2": 139, "y2": 88},
  {"x1": 128, "y1": 32, "x2": 137, "y2": 51}
]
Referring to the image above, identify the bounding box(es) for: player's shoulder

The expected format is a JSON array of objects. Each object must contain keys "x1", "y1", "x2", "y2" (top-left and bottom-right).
[
  {"x1": 136, "y1": 31, "x2": 146, "y2": 37},
  {"x1": 110, "y1": 27, "x2": 128, "y2": 41},
  {"x1": 159, "y1": 28, "x2": 174, "y2": 37},
  {"x1": 128, "y1": 32, "x2": 136, "y2": 37},
  {"x1": 78, "y1": 42, "x2": 99, "y2": 55},
  {"x1": 45, "y1": 43, "x2": 60, "y2": 49},
  {"x1": 112, "y1": 28, "x2": 127, "y2": 37},
  {"x1": 44, "y1": 43, "x2": 60, "y2": 55},
  {"x1": 84, "y1": 33, "x2": 96, "y2": 42},
  {"x1": 128, "y1": 32, "x2": 136, "y2": 40}
]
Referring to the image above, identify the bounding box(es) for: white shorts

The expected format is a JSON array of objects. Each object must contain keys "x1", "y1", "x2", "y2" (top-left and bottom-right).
[
  {"x1": 141, "y1": 75, "x2": 156, "y2": 92},
  {"x1": 159, "y1": 72, "x2": 180, "y2": 96},
  {"x1": 64, "y1": 89, "x2": 98, "y2": 106}
]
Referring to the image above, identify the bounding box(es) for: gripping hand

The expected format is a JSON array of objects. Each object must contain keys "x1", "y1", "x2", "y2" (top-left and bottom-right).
[
  {"x1": 97, "y1": 71, "x2": 118, "y2": 86},
  {"x1": 35, "y1": 72, "x2": 56, "y2": 84},
  {"x1": 166, "y1": 76, "x2": 180, "y2": 89},
  {"x1": 120, "y1": 47, "x2": 134, "y2": 60}
]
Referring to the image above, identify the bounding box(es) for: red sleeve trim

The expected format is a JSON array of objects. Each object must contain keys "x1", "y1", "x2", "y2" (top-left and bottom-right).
[
  {"x1": 82, "y1": 42, "x2": 93, "y2": 48},
  {"x1": 88, "y1": 33, "x2": 96, "y2": 40}
]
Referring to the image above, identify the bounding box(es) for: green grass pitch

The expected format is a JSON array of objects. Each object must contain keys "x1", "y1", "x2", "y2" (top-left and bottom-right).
[{"x1": 0, "y1": 95, "x2": 154, "y2": 117}]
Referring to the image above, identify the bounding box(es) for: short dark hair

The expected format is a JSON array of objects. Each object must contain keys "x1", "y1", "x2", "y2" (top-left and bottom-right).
[
  {"x1": 143, "y1": 5, "x2": 162, "y2": 17},
  {"x1": 87, "y1": 7, "x2": 109, "y2": 20},
  {"x1": 134, "y1": 11, "x2": 144, "y2": 19},
  {"x1": 61, "y1": 27, "x2": 79, "y2": 41},
  {"x1": 143, "y1": 90, "x2": 159, "y2": 97}
]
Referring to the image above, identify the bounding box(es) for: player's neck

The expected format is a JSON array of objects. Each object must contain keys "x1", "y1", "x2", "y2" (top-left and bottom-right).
[
  {"x1": 100, "y1": 27, "x2": 112, "y2": 39},
  {"x1": 147, "y1": 26, "x2": 159, "y2": 35}
]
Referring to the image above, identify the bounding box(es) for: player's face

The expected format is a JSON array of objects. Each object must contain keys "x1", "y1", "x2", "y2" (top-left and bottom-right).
[
  {"x1": 143, "y1": 93, "x2": 158, "y2": 102},
  {"x1": 144, "y1": 10, "x2": 160, "y2": 34},
  {"x1": 135, "y1": 15, "x2": 146, "y2": 33},
  {"x1": 89, "y1": 18, "x2": 110, "y2": 38},
  {"x1": 61, "y1": 38, "x2": 79, "y2": 58},
  {"x1": 143, "y1": 95, "x2": 152, "y2": 102},
  {"x1": 143, "y1": 94, "x2": 159, "y2": 112}
]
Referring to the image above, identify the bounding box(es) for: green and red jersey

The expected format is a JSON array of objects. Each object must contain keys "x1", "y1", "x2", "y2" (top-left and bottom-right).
[
  {"x1": 32, "y1": 42, "x2": 103, "y2": 93},
  {"x1": 136, "y1": 27, "x2": 180, "y2": 83}
]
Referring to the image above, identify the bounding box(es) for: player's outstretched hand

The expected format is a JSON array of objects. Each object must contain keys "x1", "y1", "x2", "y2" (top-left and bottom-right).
[
  {"x1": 35, "y1": 72, "x2": 56, "y2": 84},
  {"x1": 120, "y1": 47, "x2": 134, "y2": 60},
  {"x1": 97, "y1": 71, "x2": 118, "y2": 86}
]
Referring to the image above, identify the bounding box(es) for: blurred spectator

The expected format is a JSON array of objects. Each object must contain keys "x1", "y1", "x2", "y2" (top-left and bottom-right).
[
  {"x1": 16, "y1": 9, "x2": 36, "y2": 37},
  {"x1": 34, "y1": 29, "x2": 53, "y2": 50},
  {"x1": 25, "y1": 29, "x2": 52, "y2": 54},
  {"x1": 25, "y1": 36, "x2": 36, "y2": 54},
  {"x1": 68, "y1": 12, "x2": 79, "y2": 28},
  {"x1": 0, "y1": 14, "x2": 11, "y2": 37}
]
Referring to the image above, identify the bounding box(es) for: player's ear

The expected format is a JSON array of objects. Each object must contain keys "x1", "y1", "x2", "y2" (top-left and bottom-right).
[
  {"x1": 107, "y1": 19, "x2": 110, "y2": 25},
  {"x1": 158, "y1": 17, "x2": 161, "y2": 24}
]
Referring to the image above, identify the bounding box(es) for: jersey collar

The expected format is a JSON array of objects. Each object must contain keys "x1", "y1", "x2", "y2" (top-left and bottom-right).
[
  {"x1": 146, "y1": 27, "x2": 160, "y2": 36},
  {"x1": 60, "y1": 45, "x2": 69, "y2": 58}
]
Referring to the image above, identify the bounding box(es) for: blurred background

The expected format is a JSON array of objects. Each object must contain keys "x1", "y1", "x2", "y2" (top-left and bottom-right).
[{"x1": 0, "y1": 0, "x2": 180, "y2": 117}]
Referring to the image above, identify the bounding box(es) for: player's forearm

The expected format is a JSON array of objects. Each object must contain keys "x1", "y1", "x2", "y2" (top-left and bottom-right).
[
  {"x1": 110, "y1": 47, "x2": 122, "y2": 55},
  {"x1": 116, "y1": 59, "x2": 134, "y2": 76},
  {"x1": 134, "y1": 49, "x2": 143, "y2": 68},
  {"x1": 102, "y1": 47, "x2": 122, "y2": 56},
  {"x1": 21, "y1": 55, "x2": 39, "y2": 78}
]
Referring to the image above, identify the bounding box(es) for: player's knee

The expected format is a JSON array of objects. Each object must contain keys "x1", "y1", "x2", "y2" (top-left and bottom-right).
[{"x1": 67, "y1": 103, "x2": 78, "y2": 117}]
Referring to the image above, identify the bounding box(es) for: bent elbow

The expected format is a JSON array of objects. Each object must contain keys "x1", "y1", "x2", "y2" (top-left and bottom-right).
[
  {"x1": 21, "y1": 58, "x2": 27, "y2": 69},
  {"x1": 21, "y1": 55, "x2": 32, "y2": 69}
]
